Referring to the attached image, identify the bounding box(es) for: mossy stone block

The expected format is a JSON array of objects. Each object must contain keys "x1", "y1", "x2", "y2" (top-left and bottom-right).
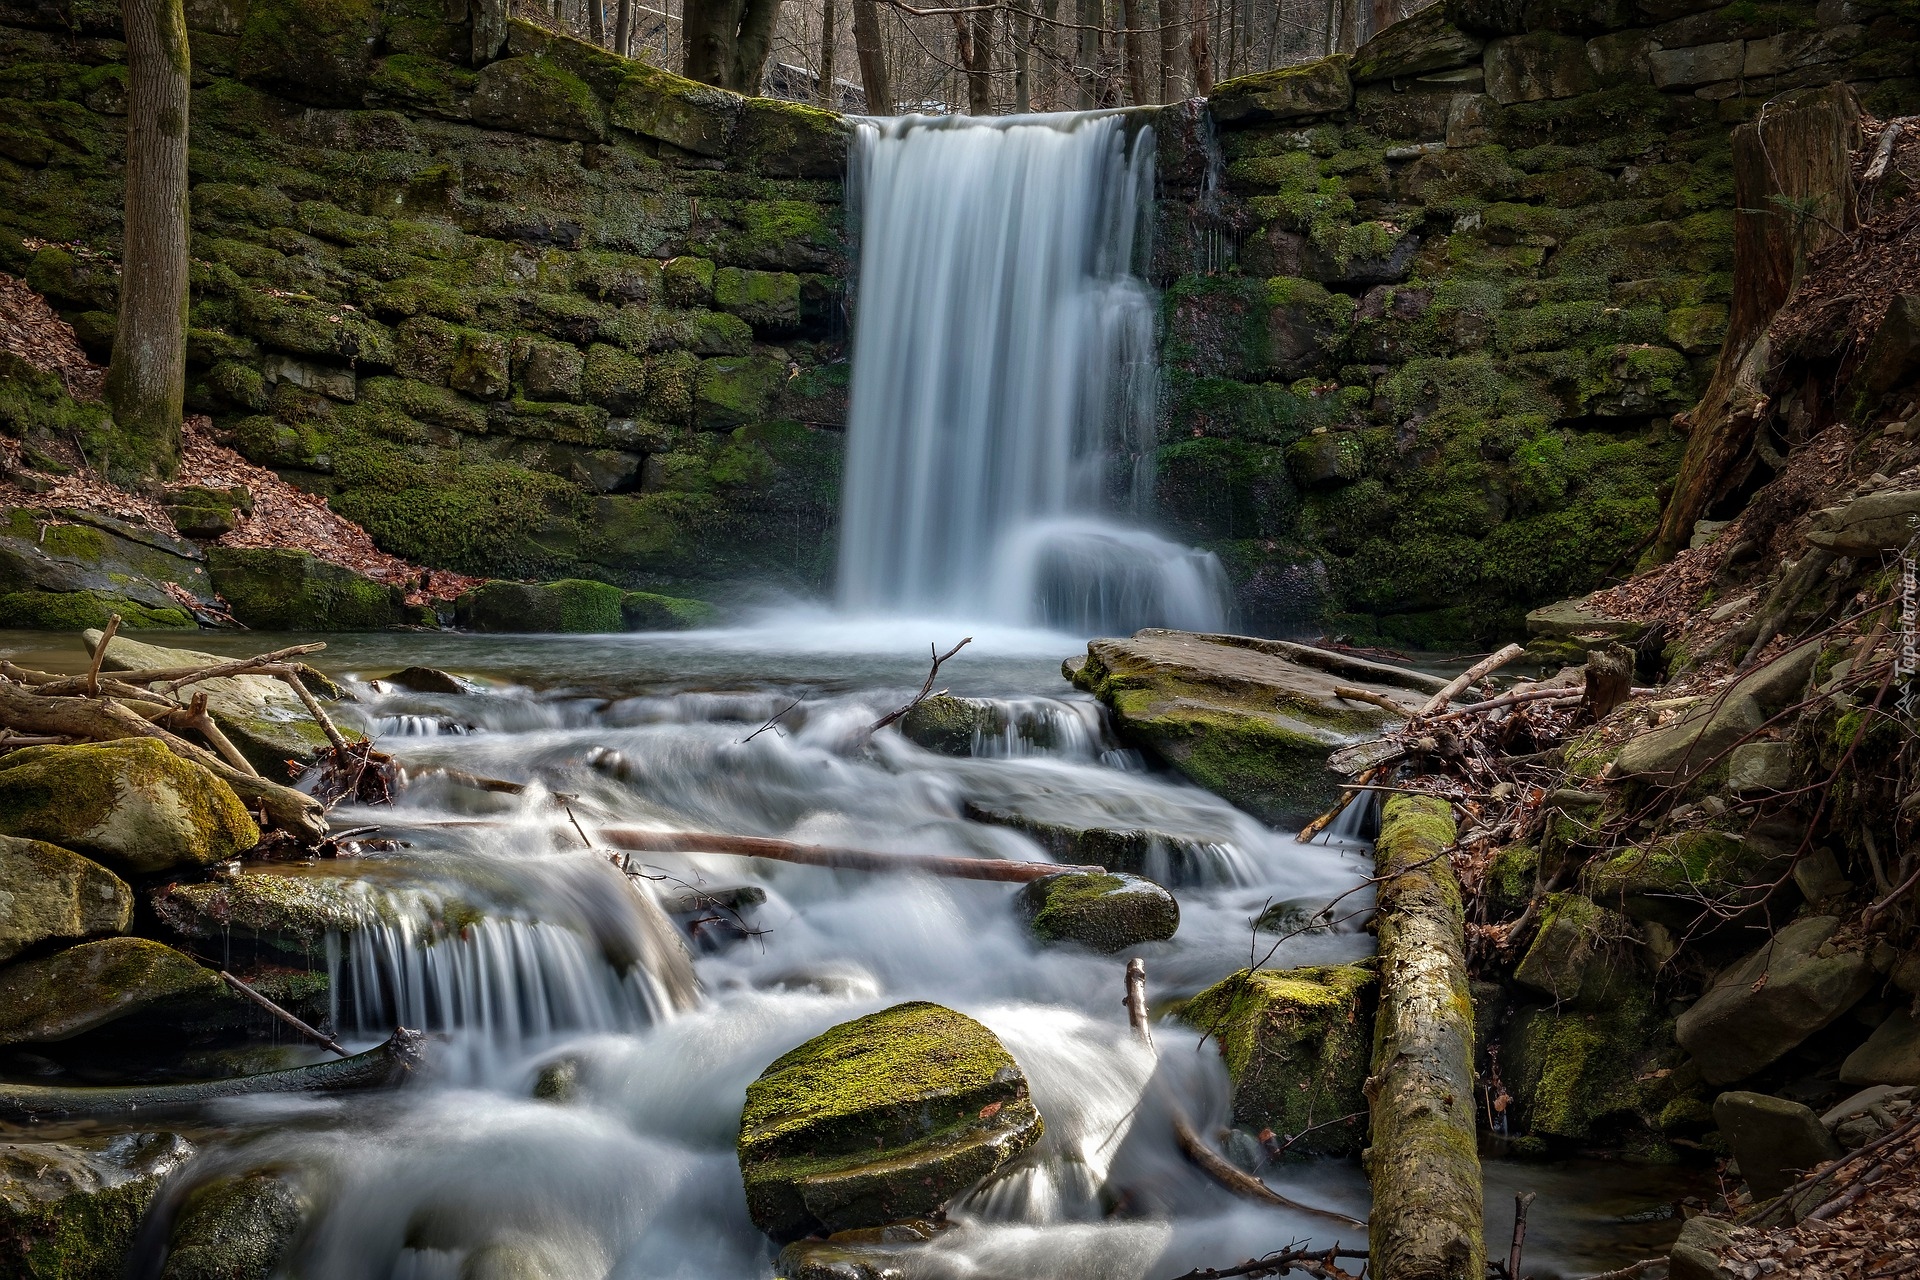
[
  {"x1": 0, "y1": 740, "x2": 258, "y2": 875},
  {"x1": 207, "y1": 547, "x2": 399, "y2": 631},
  {"x1": 456, "y1": 578, "x2": 626, "y2": 632},
  {"x1": 714, "y1": 267, "x2": 802, "y2": 331},
  {"x1": 1179, "y1": 964, "x2": 1376, "y2": 1155},
  {"x1": 695, "y1": 355, "x2": 784, "y2": 429},
  {"x1": 738, "y1": 1002, "x2": 1041, "y2": 1241},
  {"x1": 0, "y1": 835, "x2": 131, "y2": 963},
  {"x1": 1210, "y1": 55, "x2": 1354, "y2": 127},
  {"x1": 471, "y1": 55, "x2": 608, "y2": 142},
  {"x1": 1015, "y1": 871, "x2": 1179, "y2": 952},
  {"x1": 150, "y1": 870, "x2": 366, "y2": 950},
  {"x1": 0, "y1": 938, "x2": 230, "y2": 1045},
  {"x1": 236, "y1": 0, "x2": 380, "y2": 108},
  {"x1": 735, "y1": 97, "x2": 848, "y2": 178},
  {"x1": 618, "y1": 590, "x2": 715, "y2": 631},
  {"x1": 610, "y1": 62, "x2": 742, "y2": 157}
]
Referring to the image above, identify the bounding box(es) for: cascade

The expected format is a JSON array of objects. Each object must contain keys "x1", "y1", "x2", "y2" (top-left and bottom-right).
[{"x1": 836, "y1": 112, "x2": 1231, "y2": 633}]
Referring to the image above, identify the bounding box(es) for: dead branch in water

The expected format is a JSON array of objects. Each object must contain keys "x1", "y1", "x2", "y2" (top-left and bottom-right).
[
  {"x1": 1165, "y1": 1243, "x2": 1370, "y2": 1280},
  {"x1": 594, "y1": 824, "x2": 1092, "y2": 883},
  {"x1": 868, "y1": 636, "x2": 973, "y2": 734},
  {"x1": 1172, "y1": 1111, "x2": 1368, "y2": 1229},
  {"x1": 1124, "y1": 956, "x2": 1152, "y2": 1047},
  {"x1": 220, "y1": 970, "x2": 349, "y2": 1057}
]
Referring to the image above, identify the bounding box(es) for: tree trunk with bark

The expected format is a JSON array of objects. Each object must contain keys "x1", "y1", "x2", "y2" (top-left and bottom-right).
[
  {"x1": 1118, "y1": 0, "x2": 1150, "y2": 103},
  {"x1": 1075, "y1": 0, "x2": 1100, "y2": 107},
  {"x1": 819, "y1": 0, "x2": 838, "y2": 105},
  {"x1": 104, "y1": 0, "x2": 190, "y2": 482},
  {"x1": 684, "y1": 0, "x2": 787, "y2": 92},
  {"x1": 1186, "y1": 0, "x2": 1209, "y2": 94},
  {"x1": 952, "y1": 6, "x2": 993, "y2": 113},
  {"x1": 1651, "y1": 83, "x2": 1862, "y2": 562},
  {"x1": 1012, "y1": 0, "x2": 1031, "y2": 112},
  {"x1": 588, "y1": 0, "x2": 606, "y2": 46},
  {"x1": 851, "y1": 0, "x2": 891, "y2": 112},
  {"x1": 1157, "y1": 0, "x2": 1182, "y2": 101},
  {"x1": 614, "y1": 0, "x2": 634, "y2": 55},
  {"x1": 1369, "y1": 795, "x2": 1484, "y2": 1280}
]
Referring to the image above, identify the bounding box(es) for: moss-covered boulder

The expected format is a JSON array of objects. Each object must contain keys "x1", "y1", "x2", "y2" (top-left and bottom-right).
[
  {"x1": 0, "y1": 836, "x2": 131, "y2": 963},
  {"x1": 206, "y1": 547, "x2": 402, "y2": 630},
  {"x1": 88, "y1": 630, "x2": 352, "y2": 772},
  {"x1": 619, "y1": 589, "x2": 716, "y2": 631},
  {"x1": 1179, "y1": 964, "x2": 1375, "y2": 1156},
  {"x1": 161, "y1": 1170, "x2": 308, "y2": 1280},
  {"x1": 737, "y1": 1002, "x2": 1042, "y2": 1242},
  {"x1": 0, "y1": 508, "x2": 211, "y2": 629},
  {"x1": 1067, "y1": 630, "x2": 1427, "y2": 824},
  {"x1": 151, "y1": 870, "x2": 367, "y2": 952},
  {"x1": 0, "y1": 1133, "x2": 196, "y2": 1280},
  {"x1": 1014, "y1": 871, "x2": 1179, "y2": 952},
  {"x1": 456, "y1": 578, "x2": 625, "y2": 632},
  {"x1": 610, "y1": 62, "x2": 742, "y2": 156},
  {"x1": 1505, "y1": 983, "x2": 1674, "y2": 1143},
  {"x1": 1676, "y1": 916, "x2": 1877, "y2": 1085},
  {"x1": 0, "y1": 938, "x2": 231, "y2": 1045},
  {"x1": 0, "y1": 740, "x2": 259, "y2": 875},
  {"x1": 1511, "y1": 892, "x2": 1636, "y2": 1003},
  {"x1": 1585, "y1": 828, "x2": 1791, "y2": 928},
  {"x1": 1208, "y1": 55, "x2": 1354, "y2": 126},
  {"x1": 900, "y1": 695, "x2": 993, "y2": 755}
]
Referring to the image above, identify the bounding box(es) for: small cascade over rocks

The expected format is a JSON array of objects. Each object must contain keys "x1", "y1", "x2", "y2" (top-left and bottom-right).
[{"x1": 837, "y1": 112, "x2": 1229, "y2": 633}]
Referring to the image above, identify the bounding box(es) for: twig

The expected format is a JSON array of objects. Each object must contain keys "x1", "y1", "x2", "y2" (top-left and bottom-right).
[
  {"x1": 278, "y1": 670, "x2": 349, "y2": 751},
  {"x1": 1333, "y1": 685, "x2": 1409, "y2": 714},
  {"x1": 1508, "y1": 1191, "x2": 1537, "y2": 1280},
  {"x1": 85, "y1": 613, "x2": 120, "y2": 699},
  {"x1": 868, "y1": 637, "x2": 972, "y2": 734},
  {"x1": 1164, "y1": 1245, "x2": 1370, "y2": 1280},
  {"x1": 1263, "y1": 1110, "x2": 1368, "y2": 1159},
  {"x1": 1421, "y1": 643, "x2": 1527, "y2": 716},
  {"x1": 1579, "y1": 1262, "x2": 1666, "y2": 1280},
  {"x1": 1171, "y1": 1111, "x2": 1366, "y2": 1228},
  {"x1": 740, "y1": 696, "x2": 804, "y2": 744},
  {"x1": 219, "y1": 970, "x2": 350, "y2": 1057}
]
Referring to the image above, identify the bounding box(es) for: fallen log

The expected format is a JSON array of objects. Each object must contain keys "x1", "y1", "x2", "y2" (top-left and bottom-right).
[
  {"x1": 0, "y1": 1027, "x2": 425, "y2": 1125},
  {"x1": 595, "y1": 825, "x2": 1096, "y2": 883},
  {"x1": 1419, "y1": 643, "x2": 1526, "y2": 717},
  {"x1": 1172, "y1": 1110, "x2": 1367, "y2": 1229},
  {"x1": 1368, "y1": 795, "x2": 1482, "y2": 1280}
]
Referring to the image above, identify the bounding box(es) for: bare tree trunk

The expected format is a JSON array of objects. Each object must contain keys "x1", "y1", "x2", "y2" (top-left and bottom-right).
[
  {"x1": 819, "y1": 0, "x2": 838, "y2": 105},
  {"x1": 1650, "y1": 83, "x2": 1861, "y2": 562},
  {"x1": 1187, "y1": 0, "x2": 1209, "y2": 93},
  {"x1": 684, "y1": 0, "x2": 785, "y2": 91},
  {"x1": 615, "y1": 0, "x2": 634, "y2": 55},
  {"x1": 1157, "y1": 0, "x2": 1182, "y2": 101},
  {"x1": 851, "y1": 0, "x2": 892, "y2": 111},
  {"x1": 1038, "y1": 0, "x2": 1060, "y2": 107},
  {"x1": 588, "y1": 0, "x2": 606, "y2": 45},
  {"x1": 104, "y1": 0, "x2": 189, "y2": 482},
  {"x1": 1075, "y1": 0, "x2": 1099, "y2": 107},
  {"x1": 1119, "y1": 0, "x2": 1150, "y2": 102},
  {"x1": 1012, "y1": 0, "x2": 1030, "y2": 111},
  {"x1": 952, "y1": 6, "x2": 993, "y2": 112}
]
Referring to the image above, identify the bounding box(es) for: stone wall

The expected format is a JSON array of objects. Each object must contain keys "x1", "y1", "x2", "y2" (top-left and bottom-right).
[
  {"x1": 0, "y1": 0, "x2": 853, "y2": 598},
  {"x1": 1149, "y1": 0, "x2": 1920, "y2": 646}
]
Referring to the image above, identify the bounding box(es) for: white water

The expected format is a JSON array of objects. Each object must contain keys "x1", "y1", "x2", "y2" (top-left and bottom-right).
[{"x1": 837, "y1": 113, "x2": 1231, "y2": 633}]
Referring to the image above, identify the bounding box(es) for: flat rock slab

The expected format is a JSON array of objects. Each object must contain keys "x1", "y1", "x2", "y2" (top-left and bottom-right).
[
  {"x1": 1676, "y1": 916, "x2": 1875, "y2": 1085},
  {"x1": 0, "y1": 937, "x2": 230, "y2": 1045},
  {"x1": 1713, "y1": 1091, "x2": 1840, "y2": 1201},
  {"x1": 85, "y1": 629, "x2": 351, "y2": 773},
  {"x1": 1067, "y1": 629, "x2": 1431, "y2": 825},
  {"x1": 738, "y1": 1001, "x2": 1041, "y2": 1242}
]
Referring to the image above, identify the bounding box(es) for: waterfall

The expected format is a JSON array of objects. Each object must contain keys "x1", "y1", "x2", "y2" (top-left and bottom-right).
[{"x1": 837, "y1": 112, "x2": 1231, "y2": 634}]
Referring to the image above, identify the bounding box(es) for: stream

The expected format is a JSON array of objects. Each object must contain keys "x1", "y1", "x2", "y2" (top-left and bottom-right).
[{"x1": 6, "y1": 621, "x2": 1703, "y2": 1279}]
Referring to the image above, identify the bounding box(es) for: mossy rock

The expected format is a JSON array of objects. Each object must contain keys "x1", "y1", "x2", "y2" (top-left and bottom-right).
[
  {"x1": 0, "y1": 1133, "x2": 196, "y2": 1280},
  {"x1": 1511, "y1": 891, "x2": 1639, "y2": 1005},
  {"x1": 0, "y1": 836, "x2": 131, "y2": 964},
  {"x1": 734, "y1": 96, "x2": 849, "y2": 179},
  {"x1": 0, "y1": 740, "x2": 258, "y2": 875},
  {"x1": 236, "y1": 0, "x2": 382, "y2": 108},
  {"x1": 161, "y1": 1170, "x2": 308, "y2": 1280},
  {"x1": 1209, "y1": 56, "x2": 1354, "y2": 127},
  {"x1": 0, "y1": 591, "x2": 196, "y2": 629},
  {"x1": 610, "y1": 61, "x2": 742, "y2": 156},
  {"x1": 1179, "y1": 964, "x2": 1376, "y2": 1156},
  {"x1": 900, "y1": 695, "x2": 992, "y2": 755},
  {"x1": 471, "y1": 55, "x2": 608, "y2": 143},
  {"x1": 207, "y1": 547, "x2": 401, "y2": 631},
  {"x1": 0, "y1": 938, "x2": 231, "y2": 1045},
  {"x1": 963, "y1": 801, "x2": 1232, "y2": 885},
  {"x1": 456, "y1": 578, "x2": 626, "y2": 632},
  {"x1": 1014, "y1": 871, "x2": 1179, "y2": 952},
  {"x1": 150, "y1": 870, "x2": 367, "y2": 951},
  {"x1": 1505, "y1": 980, "x2": 1674, "y2": 1142},
  {"x1": 1584, "y1": 828, "x2": 1788, "y2": 928},
  {"x1": 619, "y1": 589, "x2": 715, "y2": 631},
  {"x1": 88, "y1": 630, "x2": 350, "y2": 772},
  {"x1": 0, "y1": 507, "x2": 216, "y2": 620},
  {"x1": 738, "y1": 1002, "x2": 1041, "y2": 1242}
]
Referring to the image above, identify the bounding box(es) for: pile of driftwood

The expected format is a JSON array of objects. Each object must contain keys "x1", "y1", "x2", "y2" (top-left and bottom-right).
[{"x1": 0, "y1": 616, "x2": 365, "y2": 842}]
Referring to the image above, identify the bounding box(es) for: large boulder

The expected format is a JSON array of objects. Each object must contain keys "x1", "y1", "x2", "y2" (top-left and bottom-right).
[
  {"x1": 456, "y1": 579, "x2": 625, "y2": 633},
  {"x1": 87, "y1": 630, "x2": 351, "y2": 772},
  {"x1": 1669, "y1": 1215, "x2": 1737, "y2": 1280},
  {"x1": 161, "y1": 1170, "x2": 309, "y2": 1280},
  {"x1": 0, "y1": 507, "x2": 209, "y2": 630},
  {"x1": 1841, "y1": 1010, "x2": 1920, "y2": 1086},
  {"x1": 1207, "y1": 56, "x2": 1353, "y2": 126},
  {"x1": 0, "y1": 937, "x2": 231, "y2": 1045},
  {"x1": 0, "y1": 836, "x2": 131, "y2": 962},
  {"x1": 1805, "y1": 488, "x2": 1920, "y2": 557},
  {"x1": 1676, "y1": 916, "x2": 1876, "y2": 1085},
  {"x1": 206, "y1": 547, "x2": 403, "y2": 630},
  {"x1": 1712, "y1": 1091, "x2": 1840, "y2": 1201},
  {"x1": 1511, "y1": 892, "x2": 1635, "y2": 1003},
  {"x1": 0, "y1": 740, "x2": 258, "y2": 874},
  {"x1": 150, "y1": 870, "x2": 367, "y2": 952},
  {"x1": 1350, "y1": 5, "x2": 1484, "y2": 80},
  {"x1": 0, "y1": 1133, "x2": 196, "y2": 1280},
  {"x1": 1614, "y1": 644, "x2": 1820, "y2": 786},
  {"x1": 1014, "y1": 871, "x2": 1179, "y2": 952},
  {"x1": 1178, "y1": 964, "x2": 1376, "y2": 1156},
  {"x1": 1066, "y1": 630, "x2": 1438, "y2": 824},
  {"x1": 737, "y1": 1002, "x2": 1041, "y2": 1242}
]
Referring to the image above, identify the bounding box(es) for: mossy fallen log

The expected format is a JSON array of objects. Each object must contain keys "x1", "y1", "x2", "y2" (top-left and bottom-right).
[
  {"x1": 0, "y1": 1028, "x2": 424, "y2": 1125},
  {"x1": 1368, "y1": 795, "x2": 1482, "y2": 1280}
]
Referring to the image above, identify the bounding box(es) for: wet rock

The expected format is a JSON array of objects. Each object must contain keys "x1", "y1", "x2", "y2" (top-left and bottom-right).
[
  {"x1": 1713, "y1": 1091, "x2": 1840, "y2": 1201},
  {"x1": 1511, "y1": 892, "x2": 1635, "y2": 1003},
  {"x1": 456, "y1": 579, "x2": 625, "y2": 633},
  {"x1": 1350, "y1": 5, "x2": 1484, "y2": 80},
  {"x1": 207, "y1": 547, "x2": 402, "y2": 631},
  {"x1": 1675, "y1": 916, "x2": 1876, "y2": 1084},
  {"x1": 1669, "y1": 1214, "x2": 1737, "y2": 1280},
  {"x1": 776, "y1": 1222, "x2": 943, "y2": 1280},
  {"x1": 1178, "y1": 964, "x2": 1375, "y2": 1156},
  {"x1": 737, "y1": 1001, "x2": 1042, "y2": 1242},
  {"x1": 1805, "y1": 488, "x2": 1920, "y2": 557},
  {"x1": 383, "y1": 666, "x2": 470, "y2": 694},
  {"x1": 1014, "y1": 871, "x2": 1179, "y2": 952},
  {"x1": 619, "y1": 589, "x2": 716, "y2": 631},
  {"x1": 161, "y1": 1170, "x2": 308, "y2": 1280},
  {"x1": 1524, "y1": 595, "x2": 1647, "y2": 660},
  {"x1": 0, "y1": 835, "x2": 132, "y2": 962},
  {"x1": 1841, "y1": 1009, "x2": 1920, "y2": 1086},
  {"x1": 1208, "y1": 55, "x2": 1353, "y2": 127},
  {"x1": 900, "y1": 695, "x2": 992, "y2": 755},
  {"x1": 962, "y1": 802, "x2": 1233, "y2": 883},
  {"x1": 150, "y1": 870, "x2": 366, "y2": 951},
  {"x1": 1485, "y1": 31, "x2": 1600, "y2": 102},
  {"x1": 1586, "y1": 829, "x2": 1791, "y2": 928},
  {"x1": 0, "y1": 1132, "x2": 195, "y2": 1279},
  {"x1": 88, "y1": 630, "x2": 351, "y2": 772},
  {"x1": 1286, "y1": 431, "x2": 1366, "y2": 488},
  {"x1": 531, "y1": 1056, "x2": 582, "y2": 1103},
  {"x1": 0, "y1": 507, "x2": 210, "y2": 630},
  {"x1": 0, "y1": 739, "x2": 258, "y2": 874},
  {"x1": 1067, "y1": 630, "x2": 1432, "y2": 825},
  {"x1": 1505, "y1": 966, "x2": 1671, "y2": 1141},
  {"x1": 0, "y1": 937, "x2": 231, "y2": 1045}
]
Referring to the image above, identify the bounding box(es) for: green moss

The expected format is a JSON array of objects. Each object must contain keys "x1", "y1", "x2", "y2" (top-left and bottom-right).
[
  {"x1": 1584, "y1": 828, "x2": 1786, "y2": 927},
  {"x1": 206, "y1": 547, "x2": 398, "y2": 630},
  {"x1": 0, "y1": 591, "x2": 194, "y2": 630},
  {"x1": 1015, "y1": 871, "x2": 1179, "y2": 952},
  {"x1": 1180, "y1": 964, "x2": 1375, "y2": 1155},
  {"x1": 0, "y1": 1135, "x2": 187, "y2": 1279},
  {"x1": 456, "y1": 578, "x2": 625, "y2": 632},
  {"x1": 619, "y1": 590, "x2": 715, "y2": 630},
  {"x1": 1506, "y1": 975, "x2": 1672, "y2": 1142},
  {"x1": 236, "y1": 0, "x2": 381, "y2": 106}
]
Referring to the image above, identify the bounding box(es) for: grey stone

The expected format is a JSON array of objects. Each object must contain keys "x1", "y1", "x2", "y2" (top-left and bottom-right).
[
  {"x1": 1742, "y1": 24, "x2": 1863, "y2": 76},
  {"x1": 1792, "y1": 847, "x2": 1852, "y2": 902},
  {"x1": 1842, "y1": 1010, "x2": 1920, "y2": 1086},
  {"x1": 1805, "y1": 488, "x2": 1920, "y2": 557},
  {"x1": 1735, "y1": 642, "x2": 1822, "y2": 714},
  {"x1": 470, "y1": 56, "x2": 608, "y2": 143},
  {"x1": 260, "y1": 352, "x2": 356, "y2": 402},
  {"x1": 0, "y1": 835, "x2": 131, "y2": 963},
  {"x1": 1728, "y1": 742, "x2": 1795, "y2": 795},
  {"x1": 1524, "y1": 595, "x2": 1647, "y2": 642},
  {"x1": 1852, "y1": 294, "x2": 1920, "y2": 400},
  {"x1": 1512, "y1": 892, "x2": 1636, "y2": 1004},
  {"x1": 1822, "y1": 1084, "x2": 1912, "y2": 1127},
  {"x1": 1350, "y1": 6, "x2": 1485, "y2": 80},
  {"x1": 1676, "y1": 916, "x2": 1876, "y2": 1084},
  {"x1": 1208, "y1": 55, "x2": 1354, "y2": 126},
  {"x1": 1649, "y1": 40, "x2": 1744, "y2": 88},
  {"x1": 1614, "y1": 693, "x2": 1764, "y2": 785},
  {"x1": 0, "y1": 937, "x2": 230, "y2": 1045},
  {"x1": 1586, "y1": 29, "x2": 1654, "y2": 82},
  {"x1": 610, "y1": 64, "x2": 741, "y2": 156},
  {"x1": 1713, "y1": 1091, "x2": 1841, "y2": 1200},
  {"x1": 0, "y1": 1133, "x2": 196, "y2": 1279},
  {"x1": 1669, "y1": 1215, "x2": 1736, "y2": 1280},
  {"x1": 1485, "y1": 32, "x2": 1601, "y2": 102}
]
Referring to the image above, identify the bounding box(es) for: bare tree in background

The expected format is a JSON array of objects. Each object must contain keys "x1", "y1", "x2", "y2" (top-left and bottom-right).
[
  {"x1": 105, "y1": 0, "x2": 190, "y2": 479},
  {"x1": 1118, "y1": 0, "x2": 1149, "y2": 105},
  {"x1": 684, "y1": 0, "x2": 786, "y2": 90},
  {"x1": 850, "y1": 0, "x2": 891, "y2": 110},
  {"x1": 1188, "y1": 0, "x2": 1212, "y2": 92},
  {"x1": 817, "y1": 0, "x2": 838, "y2": 102},
  {"x1": 614, "y1": 0, "x2": 635, "y2": 54},
  {"x1": 950, "y1": 5, "x2": 992, "y2": 113}
]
